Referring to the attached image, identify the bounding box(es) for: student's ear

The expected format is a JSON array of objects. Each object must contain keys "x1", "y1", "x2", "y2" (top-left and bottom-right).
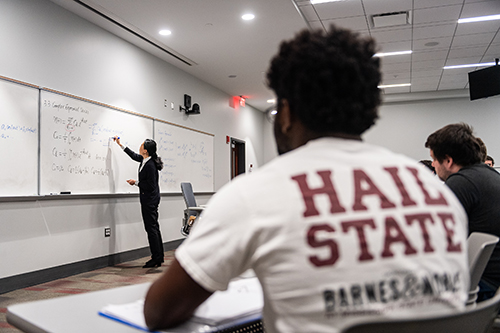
[
  {"x1": 443, "y1": 155, "x2": 454, "y2": 169},
  {"x1": 279, "y1": 99, "x2": 292, "y2": 134}
]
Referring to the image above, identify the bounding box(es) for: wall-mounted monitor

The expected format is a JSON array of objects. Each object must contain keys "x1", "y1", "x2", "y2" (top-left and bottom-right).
[{"x1": 469, "y1": 65, "x2": 500, "y2": 101}]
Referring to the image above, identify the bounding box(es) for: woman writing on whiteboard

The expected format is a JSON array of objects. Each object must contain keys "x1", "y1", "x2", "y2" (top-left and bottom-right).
[{"x1": 113, "y1": 136, "x2": 165, "y2": 268}]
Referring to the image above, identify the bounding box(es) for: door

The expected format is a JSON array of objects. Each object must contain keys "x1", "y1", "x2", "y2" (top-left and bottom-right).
[{"x1": 231, "y1": 138, "x2": 246, "y2": 179}]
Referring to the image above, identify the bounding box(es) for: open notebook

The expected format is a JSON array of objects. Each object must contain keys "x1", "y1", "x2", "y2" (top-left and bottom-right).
[{"x1": 99, "y1": 277, "x2": 263, "y2": 332}]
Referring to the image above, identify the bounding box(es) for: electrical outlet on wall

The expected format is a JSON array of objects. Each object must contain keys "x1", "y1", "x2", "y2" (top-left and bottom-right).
[
  {"x1": 104, "y1": 227, "x2": 111, "y2": 237},
  {"x1": 164, "y1": 99, "x2": 168, "y2": 107}
]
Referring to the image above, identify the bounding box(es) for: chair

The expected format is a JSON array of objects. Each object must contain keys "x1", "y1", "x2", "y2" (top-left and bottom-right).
[
  {"x1": 180, "y1": 182, "x2": 205, "y2": 236},
  {"x1": 341, "y1": 288, "x2": 500, "y2": 333},
  {"x1": 467, "y1": 232, "x2": 499, "y2": 305}
]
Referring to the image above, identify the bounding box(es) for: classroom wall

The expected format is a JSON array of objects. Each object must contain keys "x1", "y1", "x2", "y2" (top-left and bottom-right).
[
  {"x1": 0, "y1": 0, "x2": 266, "y2": 280},
  {"x1": 365, "y1": 94, "x2": 500, "y2": 163},
  {"x1": 261, "y1": 92, "x2": 500, "y2": 165}
]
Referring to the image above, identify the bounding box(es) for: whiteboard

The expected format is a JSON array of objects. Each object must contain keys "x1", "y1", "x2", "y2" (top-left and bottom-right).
[
  {"x1": 40, "y1": 90, "x2": 154, "y2": 195},
  {"x1": 0, "y1": 79, "x2": 39, "y2": 196},
  {"x1": 155, "y1": 120, "x2": 214, "y2": 192}
]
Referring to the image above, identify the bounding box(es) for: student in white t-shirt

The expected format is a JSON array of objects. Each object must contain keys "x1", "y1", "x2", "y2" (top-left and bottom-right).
[{"x1": 143, "y1": 24, "x2": 469, "y2": 333}]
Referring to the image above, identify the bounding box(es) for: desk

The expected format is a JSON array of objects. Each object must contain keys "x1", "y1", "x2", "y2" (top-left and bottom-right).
[{"x1": 7, "y1": 282, "x2": 263, "y2": 333}]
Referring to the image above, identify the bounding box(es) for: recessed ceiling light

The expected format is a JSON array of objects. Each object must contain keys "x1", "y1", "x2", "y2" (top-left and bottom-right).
[
  {"x1": 267, "y1": 99, "x2": 276, "y2": 104},
  {"x1": 378, "y1": 83, "x2": 411, "y2": 88},
  {"x1": 443, "y1": 62, "x2": 496, "y2": 69},
  {"x1": 374, "y1": 50, "x2": 412, "y2": 57},
  {"x1": 242, "y1": 14, "x2": 255, "y2": 20},
  {"x1": 159, "y1": 30, "x2": 171, "y2": 36},
  {"x1": 458, "y1": 14, "x2": 500, "y2": 24}
]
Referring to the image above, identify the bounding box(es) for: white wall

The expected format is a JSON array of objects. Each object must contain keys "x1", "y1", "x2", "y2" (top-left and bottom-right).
[
  {"x1": 364, "y1": 94, "x2": 500, "y2": 162},
  {"x1": 261, "y1": 93, "x2": 500, "y2": 166},
  {"x1": 0, "y1": 0, "x2": 266, "y2": 279}
]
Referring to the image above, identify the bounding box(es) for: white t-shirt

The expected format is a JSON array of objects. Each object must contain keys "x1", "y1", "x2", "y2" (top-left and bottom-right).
[{"x1": 176, "y1": 138, "x2": 469, "y2": 333}]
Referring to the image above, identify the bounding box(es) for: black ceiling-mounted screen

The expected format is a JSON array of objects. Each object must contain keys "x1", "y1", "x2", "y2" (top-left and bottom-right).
[{"x1": 469, "y1": 65, "x2": 500, "y2": 101}]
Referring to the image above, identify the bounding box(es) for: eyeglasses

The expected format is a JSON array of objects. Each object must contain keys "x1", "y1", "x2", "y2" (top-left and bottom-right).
[{"x1": 265, "y1": 105, "x2": 277, "y2": 123}]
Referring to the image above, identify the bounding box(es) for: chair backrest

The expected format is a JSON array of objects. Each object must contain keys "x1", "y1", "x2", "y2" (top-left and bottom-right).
[
  {"x1": 181, "y1": 182, "x2": 198, "y2": 210},
  {"x1": 468, "y1": 232, "x2": 499, "y2": 292},
  {"x1": 340, "y1": 288, "x2": 500, "y2": 333}
]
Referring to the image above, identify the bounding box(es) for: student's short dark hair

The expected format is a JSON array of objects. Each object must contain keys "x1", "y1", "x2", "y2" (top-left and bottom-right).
[
  {"x1": 425, "y1": 123, "x2": 482, "y2": 166},
  {"x1": 419, "y1": 160, "x2": 435, "y2": 173},
  {"x1": 476, "y1": 137, "x2": 487, "y2": 162},
  {"x1": 487, "y1": 155, "x2": 495, "y2": 165},
  {"x1": 266, "y1": 24, "x2": 381, "y2": 135}
]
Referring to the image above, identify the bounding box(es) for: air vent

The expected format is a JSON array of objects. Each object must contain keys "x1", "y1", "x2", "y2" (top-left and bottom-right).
[{"x1": 371, "y1": 11, "x2": 411, "y2": 29}]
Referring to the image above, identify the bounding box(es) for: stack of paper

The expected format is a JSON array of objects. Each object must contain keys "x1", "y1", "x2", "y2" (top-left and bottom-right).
[
  {"x1": 99, "y1": 299, "x2": 151, "y2": 332},
  {"x1": 99, "y1": 277, "x2": 263, "y2": 331},
  {"x1": 190, "y1": 277, "x2": 263, "y2": 326}
]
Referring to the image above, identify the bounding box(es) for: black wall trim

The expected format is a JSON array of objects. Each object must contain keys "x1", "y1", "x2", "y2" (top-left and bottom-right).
[{"x1": 0, "y1": 239, "x2": 183, "y2": 295}]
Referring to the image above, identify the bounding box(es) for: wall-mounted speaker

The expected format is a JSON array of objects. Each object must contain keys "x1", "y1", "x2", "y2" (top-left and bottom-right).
[
  {"x1": 184, "y1": 94, "x2": 192, "y2": 109},
  {"x1": 179, "y1": 94, "x2": 200, "y2": 115}
]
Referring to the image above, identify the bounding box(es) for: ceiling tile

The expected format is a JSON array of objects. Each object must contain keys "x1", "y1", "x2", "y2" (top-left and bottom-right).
[
  {"x1": 371, "y1": 28, "x2": 412, "y2": 44},
  {"x1": 412, "y1": 59, "x2": 447, "y2": 70},
  {"x1": 447, "y1": 47, "x2": 487, "y2": 59},
  {"x1": 445, "y1": 56, "x2": 485, "y2": 66},
  {"x1": 452, "y1": 33, "x2": 496, "y2": 48},
  {"x1": 461, "y1": 0, "x2": 500, "y2": 18},
  {"x1": 464, "y1": 0, "x2": 489, "y2": 3},
  {"x1": 413, "y1": 5, "x2": 463, "y2": 25},
  {"x1": 413, "y1": 36, "x2": 453, "y2": 51},
  {"x1": 438, "y1": 80, "x2": 468, "y2": 90},
  {"x1": 313, "y1": 0, "x2": 364, "y2": 20},
  {"x1": 381, "y1": 61, "x2": 411, "y2": 72},
  {"x1": 411, "y1": 77, "x2": 441, "y2": 84},
  {"x1": 322, "y1": 16, "x2": 369, "y2": 32},
  {"x1": 491, "y1": 33, "x2": 500, "y2": 45},
  {"x1": 440, "y1": 71, "x2": 470, "y2": 81},
  {"x1": 455, "y1": 20, "x2": 500, "y2": 35},
  {"x1": 413, "y1": 23, "x2": 457, "y2": 40},
  {"x1": 376, "y1": 41, "x2": 413, "y2": 52},
  {"x1": 412, "y1": 50, "x2": 449, "y2": 62},
  {"x1": 411, "y1": 83, "x2": 439, "y2": 92},
  {"x1": 483, "y1": 44, "x2": 500, "y2": 60},
  {"x1": 362, "y1": 0, "x2": 412, "y2": 15},
  {"x1": 382, "y1": 72, "x2": 411, "y2": 81},
  {"x1": 414, "y1": 0, "x2": 464, "y2": 10},
  {"x1": 379, "y1": 55, "x2": 412, "y2": 65},
  {"x1": 411, "y1": 69, "x2": 444, "y2": 78}
]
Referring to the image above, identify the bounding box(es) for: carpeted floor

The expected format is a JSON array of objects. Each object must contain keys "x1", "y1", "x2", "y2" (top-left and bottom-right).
[{"x1": 0, "y1": 250, "x2": 175, "y2": 333}]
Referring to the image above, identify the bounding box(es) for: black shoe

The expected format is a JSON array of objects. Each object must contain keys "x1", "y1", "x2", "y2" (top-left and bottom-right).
[{"x1": 143, "y1": 259, "x2": 162, "y2": 268}]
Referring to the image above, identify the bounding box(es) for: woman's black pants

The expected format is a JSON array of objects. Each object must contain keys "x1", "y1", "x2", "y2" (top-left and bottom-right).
[{"x1": 141, "y1": 203, "x2": 164, "y2": 262}]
